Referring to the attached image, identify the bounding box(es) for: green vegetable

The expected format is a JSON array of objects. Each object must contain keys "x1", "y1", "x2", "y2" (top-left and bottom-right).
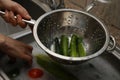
[
  {"x1": 54, "y1": 37, "x2": 60, "y2": 54},
  {"x1": 36, "y1": 54, "x2": 78, "y2": 80},
  {"x1": 77, "y1": 37, "x2": 86, "y2": 57},
  {"x1": 54, "y1": 34, "x2": 86, "y2": 57},
  {"x1": 60, "y1": 35, "x2": 69, "y2": 56},
  {"x1": 70, "y1": 34, "x2": 78, "y2": 57}
]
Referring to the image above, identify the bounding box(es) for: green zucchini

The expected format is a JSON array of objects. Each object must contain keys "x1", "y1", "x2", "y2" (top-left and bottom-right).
[
  {"x1": 77, "y1": 37, "x2": 86, "y2": 57},
  {"x1": 60, "y1": 35, "x2": 69, "y2": 56},
  {"x1": 54, "y1": 37, "x2": 60, "y2": 54},
  {"x1": 36, "y1": 54, "x2": 78, "y2": 80},
  {"x1": 70, "y1": 34, "x2": 78, "y2": 57}
]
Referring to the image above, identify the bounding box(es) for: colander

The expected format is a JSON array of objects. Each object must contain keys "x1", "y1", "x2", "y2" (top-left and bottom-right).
[
  {"x1": 0, "y1": 9, "x2": 116, "y2": 64},
  {"x1": 32, "y1": 9, "x2": 116, "y2": 64}
]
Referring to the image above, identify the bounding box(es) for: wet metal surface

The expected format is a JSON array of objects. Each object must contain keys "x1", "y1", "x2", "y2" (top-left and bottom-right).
[{"x1": 0, "y1": 33, "x2": 120, "y2": 80}]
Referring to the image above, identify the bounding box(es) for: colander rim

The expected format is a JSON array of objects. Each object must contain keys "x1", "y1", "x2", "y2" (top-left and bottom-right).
[{"x1": 33, "y1": 9, "x2": 109, "y2": 61}]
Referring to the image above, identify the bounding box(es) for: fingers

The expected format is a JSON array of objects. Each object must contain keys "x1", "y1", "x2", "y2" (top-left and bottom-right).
[
  {"x1": 2, "y1": 10, "x2": 27, "y2": 28},
  {"x1": 2, "y1": 10, "x2": 9, "y2": 23},
  {"x1": 8, "y1": 53, "x2": 33, "y2": 65},
  {"x1": 16, "y1": 14, "x2": 27, "y2": 28},
  {"x1": 11, "y1": 2, "x2": 31, "y2": 28},
  {"x1": 2, "y1": 10, "x2": 17, "y2": 26},
  {"x1": 9, "y1": 11, "x2": 17, "y2": 26},
  {"x1": 0, "y1": 0, "x2": 31, "y2": 28},
  {"x1": 0, "y1": 35, "x2": 33, "y2": 64},
  {"x1": 20, "y1": 45, "x2": 33, "y2": 65},
  {"x1": 21, "y1": 53, "x2": 33, "y2": 65}
]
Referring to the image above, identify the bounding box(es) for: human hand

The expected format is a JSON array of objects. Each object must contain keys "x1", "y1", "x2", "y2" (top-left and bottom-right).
[
  {"x1": 0, "y1": 34, "x2": 33, "y2": 64},
  {"x1": 0, "y1": 0, "x2": 31, "y2": 28}
]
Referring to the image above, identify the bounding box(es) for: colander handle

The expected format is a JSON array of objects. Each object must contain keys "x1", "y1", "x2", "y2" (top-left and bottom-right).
[
  {"x1": 107, "y1": 36, "x2": 116, "y2": 51},
  {"x1": 85, "y1": 0, "x2": 96, "y2": 12},
  {"x1": 106, "y1": 36, "x2": 120, "y2": 59},
  {"x1": 111, "y1": 44, "x2": 120, "y2": 60},
  {"x1": 85, "y1": 0, "x2": 111, "y2": 12},
  {"x1": 0, "y1": 10, "x2": 35, "y2": 26}
]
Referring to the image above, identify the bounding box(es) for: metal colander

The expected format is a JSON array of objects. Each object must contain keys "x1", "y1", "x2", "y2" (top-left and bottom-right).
[
  {"x1": 33, "y1": 9, "x2": 113, "y2": 64},
  {"x1": 37, "y1": 10, "x2": 106, "y2": 54}
]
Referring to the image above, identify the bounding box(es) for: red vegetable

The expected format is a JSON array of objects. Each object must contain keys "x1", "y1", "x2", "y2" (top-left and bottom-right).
[{"x1": 28, "y1": 68, "x2": 44, "y2": 78}]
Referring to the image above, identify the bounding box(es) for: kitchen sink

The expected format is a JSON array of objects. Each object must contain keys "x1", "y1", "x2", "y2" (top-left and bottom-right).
[
  {"x1": 0, "y1": 31, "x2": 120, "y2": 80},
  {"x1": 0, "y1": 0, "x2": 120, "y2": 80}
]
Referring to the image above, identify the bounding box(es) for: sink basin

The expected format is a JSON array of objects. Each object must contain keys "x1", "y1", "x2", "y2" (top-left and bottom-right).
[
  {"x1": 0, "y1": 1, "x2": 120, "y2": 80},
  {"x1": 0, "y1": 31, "x2": 120, "y2": 80}
]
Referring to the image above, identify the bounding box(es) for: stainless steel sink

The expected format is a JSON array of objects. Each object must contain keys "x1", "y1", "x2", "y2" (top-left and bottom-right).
[
  {"x1": 0, "y1": 0, "x2": 120, "y2": 80},
  {"x1": 1, "y1": 31, "x2": 120, "y2": 80}
]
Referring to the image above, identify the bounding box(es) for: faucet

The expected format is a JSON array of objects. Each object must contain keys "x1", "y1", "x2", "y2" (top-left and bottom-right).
[{"x1": 45, "y1": 0, "x2": 65, "y2": 10}]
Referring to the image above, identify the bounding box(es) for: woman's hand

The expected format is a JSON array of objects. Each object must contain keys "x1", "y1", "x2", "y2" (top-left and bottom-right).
[
  {"x1": 0, "y1": 34, "x2": 33, "y2": 64},
  {"x1": 0, "y1": 0, "x2": 31, "y2": 28}
]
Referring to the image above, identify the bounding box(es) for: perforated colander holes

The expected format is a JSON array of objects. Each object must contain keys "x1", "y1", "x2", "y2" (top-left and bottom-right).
[
  {"x1": 56, "y1": 24, "x2": 60, "y2": 28},
  {"x1": 94, "y1": 40, "x2": 104, "y2": 47},
  {"x1": 95, "y1": 29, "x2": 105, "y2": 39},
  {"x1": 48, "y1": 18, "x2": 54, "y2": 26},
  {"x1": 77, "y1": 18, "x2": 89, "y2": 33},
  {"x1": 68, "y1": 14, "x2": 74, "y2": 18},
  {"x1": 80, "y1": 27, "x2": 87, "y2": 33},
  {"x1": 42, "y1": 21, "x2": 47, "y2": 29},
  {"x1": 53, "y1": 22, "x2": 59, "y2": 29},
  {"x1": 64, "y1": 15, "x2": 74, "y2": 25},
  {"x1": 90, "y1": 29, "x2": 103, "y2": 39},
  {"x1": 85, "y1": 19, "x2": 89, "y2": 30},
  {"x1": 92, "y1": 36, "x2": 105, "y2": 48},
  {"x1": 90, "y1": 33, "x2": 96, "y2": 40},
  {"x1": 67, "y1": 18, "x2": 72, "y2": 24}
]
